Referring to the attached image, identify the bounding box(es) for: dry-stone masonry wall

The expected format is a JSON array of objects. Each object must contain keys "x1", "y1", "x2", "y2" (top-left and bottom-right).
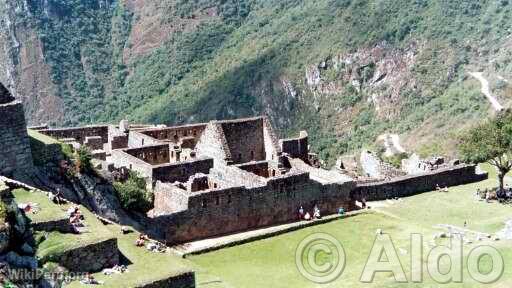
[{"x1": 0, "y1": 83, "x2": 34, "y2": 178}]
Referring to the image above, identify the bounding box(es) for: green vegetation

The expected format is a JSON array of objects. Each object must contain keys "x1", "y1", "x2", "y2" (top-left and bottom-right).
[
  {"x1": 459, "y1": 111, "x2": 512, "y2": 190},
  {"x1": 18, "y1": 0, "x2": 512, "y2": 164},
  {"x1": 382, "y1": 152, "x2": 410, "y2": 169},
  {"x1": 12, "y1": 188, "x2": 67, "y2": 223},
  {"x1": 189, "y1": 164, "x2": 512, "y2": 287},
  {"x1": 114, "y1": 171, "x2": 153, "y2": 213},
  {"x1": 74, "y1": 146, "x2": 93, "y2": 174},
  {"x1": 66, "y1": 225, "x2": 193, "y2": 288},
  {"x1": 11, "y1": 188, "x2": 113, "y2": 264}
]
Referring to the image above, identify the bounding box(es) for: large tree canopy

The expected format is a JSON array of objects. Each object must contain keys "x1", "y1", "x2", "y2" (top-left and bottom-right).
[{"x1": 459, "y1": 110, "x2": 512, "y2": 190}]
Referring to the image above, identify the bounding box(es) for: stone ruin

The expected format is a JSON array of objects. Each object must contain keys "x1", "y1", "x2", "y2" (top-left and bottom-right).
[
  {"x1": 31, "y1": 115, "x2": 489, "y2": 245},
  {"x1": 35, "y1": 116, "x2": 356, "y2": 244},
  {"x1": 0, "y1": 83, "x2": 34, "y2": 179}
]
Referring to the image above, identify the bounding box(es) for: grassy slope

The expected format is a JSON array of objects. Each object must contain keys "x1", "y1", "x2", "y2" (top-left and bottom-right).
[{"x1": 189, "y1": 165, "x2": 512, "y2": 287}]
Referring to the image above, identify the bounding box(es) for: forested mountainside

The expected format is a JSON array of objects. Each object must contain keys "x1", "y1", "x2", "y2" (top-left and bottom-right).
[{"x1": 1, "y1": 0, "x2": 512, "y2": 164}]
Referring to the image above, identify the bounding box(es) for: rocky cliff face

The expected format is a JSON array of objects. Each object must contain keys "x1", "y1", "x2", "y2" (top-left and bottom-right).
[{"x1": 0, "y1": 1, "x2": 61, "y2": 124}]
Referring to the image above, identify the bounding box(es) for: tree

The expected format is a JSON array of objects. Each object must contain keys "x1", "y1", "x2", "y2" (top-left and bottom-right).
[
  {"x1": 114, "y1": 171, "x2": 153, "y2": 213},
  {"x1": 459, "y1": 110, "x2": 512, "y2": 191}
]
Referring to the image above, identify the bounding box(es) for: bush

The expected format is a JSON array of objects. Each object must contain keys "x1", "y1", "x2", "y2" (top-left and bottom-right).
[
  {"x1": 382, "y1": 152, "x2": 409, "y2": 169},
  {"x1": 114, "y1": 171, "x2": 153, "y2": 213},
  {"x1": 74, "y1": 146, "x2": 93, "y2": 174}
]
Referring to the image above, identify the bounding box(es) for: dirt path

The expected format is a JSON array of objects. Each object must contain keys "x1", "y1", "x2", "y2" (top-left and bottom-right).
[{"x1": 469, "y1": 72, "x2": 504, "y2": 111}]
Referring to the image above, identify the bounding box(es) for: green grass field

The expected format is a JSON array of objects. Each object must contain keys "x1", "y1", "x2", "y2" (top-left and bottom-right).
[{"x1": 189, "y1": 165, "x2": 512, "y2": 287}]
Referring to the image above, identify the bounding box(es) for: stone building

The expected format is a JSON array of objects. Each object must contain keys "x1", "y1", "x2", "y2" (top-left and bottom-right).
[
  {"x1": 36, "y1": 115, "x2": 487, "y2": 245},
  {"x1": 0, "y1": 83, "x2": 33, "y2": 179}
]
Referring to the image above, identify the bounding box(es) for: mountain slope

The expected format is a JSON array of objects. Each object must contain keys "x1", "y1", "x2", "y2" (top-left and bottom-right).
[{"x1": 1, "y1": 0, "x2": 512, "y2": 164}]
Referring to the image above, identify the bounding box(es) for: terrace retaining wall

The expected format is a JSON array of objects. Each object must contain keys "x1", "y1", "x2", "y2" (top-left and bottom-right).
[
  {"x1": 135, "y1": 272, "x2": 195, "y2": 288},
  {"x1": 53, "y1": 238, "x2": 119, "y2": 272}
]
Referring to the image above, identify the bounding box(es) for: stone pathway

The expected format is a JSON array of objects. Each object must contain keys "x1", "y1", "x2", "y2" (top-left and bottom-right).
[
  {"x1": 469, "y1": 72, "x2": 504, "y2": 111},
  {"x1": 171, "y1": 210, "x2": 367, "y2": 257}
]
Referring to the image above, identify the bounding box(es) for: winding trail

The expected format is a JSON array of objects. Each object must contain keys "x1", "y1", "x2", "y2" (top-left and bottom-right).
[{"x1": 469, "y1": 72, "x2": 504, "y2": 111}]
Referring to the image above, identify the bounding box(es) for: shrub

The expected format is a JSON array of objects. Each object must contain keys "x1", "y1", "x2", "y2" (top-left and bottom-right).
[
  {"x1": 114, "y1": 171, "x2": 153, "y2": 213},
  {"x1": 382, "y1": 152, "x2": 409, "y2": 169},
  {"x1": 74, "y1": 146, "x2": 93, "y2": 174}
]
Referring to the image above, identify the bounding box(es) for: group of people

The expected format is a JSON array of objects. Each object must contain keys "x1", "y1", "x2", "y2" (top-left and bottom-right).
[
  {"x1": 102, "y1": 264, "x2": 128, "y2": 276},
  {"x1": 67, "y1": 205, "x2": 85, "y2": 234},
  {"x1": 80, "y1": 273, "x2": 103, "y2": 285},
  {"x1": 298, "y1": 205, "x2": 321, "y2": 221},
  {"x1": 476, "y1": 187, "x2": 512, "y2": 203},
  {"x1": 135, "y1": 234, "x2": 167, "y2": 253},
  {"x1": 135, "y1": 234, "x2": 150, "y2": 247},
  {"x1": 436, "y1": 184, "x2": 449, "y2": 193},
  {"x1": 18, "y1": 202, "x2": 39, "y2": 214}
]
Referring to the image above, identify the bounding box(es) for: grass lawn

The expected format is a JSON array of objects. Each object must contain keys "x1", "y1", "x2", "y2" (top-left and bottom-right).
[
  {"x1": 189, "y1": 164, "x2": 512, "y2": 287},
  {"x1": 12, "y1": 188, "x2": 68, "y2": 223},
  {"x1": 66, "y1": 224, "x2": 193, "y2": 288}
]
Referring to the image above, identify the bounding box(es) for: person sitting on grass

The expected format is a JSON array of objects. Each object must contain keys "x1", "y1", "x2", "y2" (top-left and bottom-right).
[
  {"x1": 81, "y1": 273, "x2": 102, "y2": 285},
  {"x1": 135, "y1": 234, "x2": 149, "y2": 247}
]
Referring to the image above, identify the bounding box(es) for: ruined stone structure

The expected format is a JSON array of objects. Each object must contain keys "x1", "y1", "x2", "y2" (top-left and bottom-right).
[
  {"x1": 34, "y1": 115, "x2": 487, "y2": 245},
  {"x1": 353, "y1": 164, "x2": 488, "y2": 201},
  {"x1": 0, "y1": 83, "x2": 34, "y2": 179}
]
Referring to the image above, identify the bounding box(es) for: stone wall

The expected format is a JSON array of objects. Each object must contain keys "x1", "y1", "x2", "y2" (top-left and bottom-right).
[
  {"x1": 134, "y1": 272, "x2": 195, "y2": 288},
  {"x1": 52, "y1": 238, "x2": 119, "y2": 272},
  {"x1": 219, "y1": 118, "x2": 266, "y2": 164},
  {"x1": 153, "y1": 169, "x2": 356, "y2": 244},
  {"x1": 235, "y1": 161, "x2": 278, "y2": 178},
  {"x1": 353, "y1": 164, "x2": 488, "y2": 201},
  {"x1": 153, "y1": 183, "x2": 190, "y2": 215},
  {"x1": 139, "y1": 123, "x2": 207, "y2": 145},
  {"x1": 0, "y1": 100, "x2": 34, "y2": 178},
  {"x1": 111, "y1": 149, "x2": 214, "y2": 187},
  {"x1": 28, "y1": 131, "x2": 63, "y2": 165},
  {"x1": 108, "y1": 126, "x2": 129, "y2": 152},
  {"x1": 31, "y1": 218, "x2": 74, "y2": 233},
  {"x1": 111, "y1": 149, "x2": 154, "y2": 181},
  {"x1": 280, "y1": 131, "x2": 309, "y2": 161},
  {"x1": 152, "y1": 158, "x2": 214, "y2": 184},
  {"x1": 195, "y1": 122, "x2": 231, "y2": 166},
  {"x1": 40, "y1": 126, "x2": 109, "y2": 145},
  {"x1": 125, "y1": 144, "x2": 171, "y2": 165},
  {"x1": 128, "y1": 131, "x2": 162, "y2": 148}
]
